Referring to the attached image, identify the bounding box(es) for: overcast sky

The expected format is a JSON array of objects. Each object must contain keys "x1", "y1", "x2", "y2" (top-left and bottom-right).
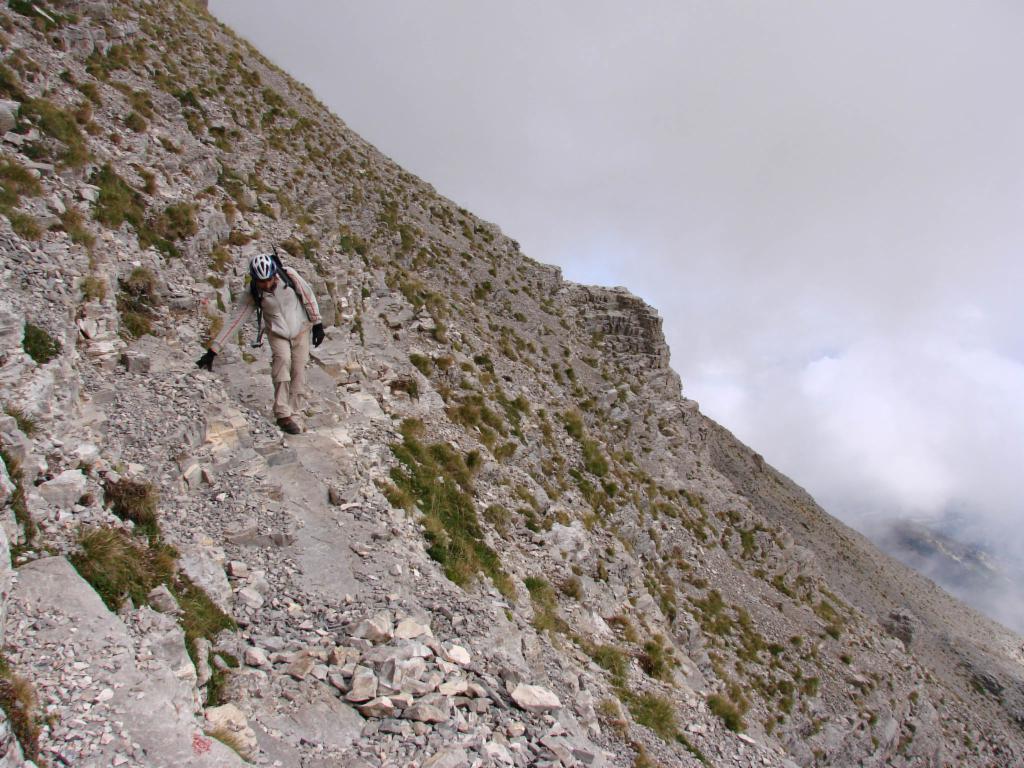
[{"x1": 210, "y1": 2, "x2": 1024, "y2": 566}]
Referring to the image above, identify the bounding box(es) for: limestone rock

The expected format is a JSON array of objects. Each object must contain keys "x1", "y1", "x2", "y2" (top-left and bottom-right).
[
  {"x1": 345, "y1": 666, "x2": 378, "y2": 703},
  {"x1": 0, "y1": 100, "x2": 17, "y2": 134},
  {"x1": 446, "y1": 644, "x2": 471, "y2": 667},
  {"x1": 147, "y1": 584, "x2": 179, "y2": 614},
  {"x1": 358, "y1": 696, "x2": 396, "y2": 718},
  {"x1": 394, "y1": 617, "x2": 432, "y2": 640},
  {"x1": 205, "y1": 703, "x2": 258, "y2": 760},
  {"x1": 510, "y1": 683, "x2": 562, "y2": 713},
  {"x1": 350, "y1": 613, "x2": 393, "y2": 643},
  {"x1": 38, "y1": 469, "x2": 87, "y2": 508},
  {"x1": 422, "y1": 747, "x2": 469, "y2": 768}
]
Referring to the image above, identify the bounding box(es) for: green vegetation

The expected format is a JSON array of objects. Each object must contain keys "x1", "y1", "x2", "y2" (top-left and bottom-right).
[
  {"x1": 70, "y1": 494, "x2": 235, "y2": 704},
  {"x1": 524, "y1": 575, "x2": 567, "y2": 634},
  {"x1": 93, "y1": 164, "x2": 144, "y2": 229},
  {"x1": 447, "y1": 393, "x2": 507, "y2": 449},
  {"x1": 208, "y1": 245, "x2": 231, "y2": 273},
  {"x1": 0, "y1": 157, "x2": 42, "y2": 212},
  {"x1": 707, "y1": 693, "x2": 745, "y2": 732},
  {"x1": 0, "y1": 449, "x2": 35, "y2": 553},
  {"x1": 409, "y1": 353, "x2": 433, "y2": 376},
  {"x1": 60, "y1": 208, "x2": 96, "y2": 247},
  {"x1": 124, "y1": 111, "x2": 147, "y2": 132},
  {"x1": 581, "y1": 438, "x2": 609, "y2": 476},
  {"x1": 0, "y1": 63, "x2": 25, "y2": 101},
  {"x1": 22, "y1": 322, "x2": 61, "y2": 365},
  {"x1": 587, "y1": 644, "x2": 629, "y2": 684},
  {"x1": 104, "y1": 477, "x2": 159, "y2": 542},
  {"x1": 21, "y1": 98, "x2": 89, "y2": 166},
  {"x1": 3, "y1": 406, "x2": 35, "y2": 436},
  {"x1": 0, "y1": 656, "x2": 42, "y2": 764},
  {"x1": 117, "y1": 266, "x2": 160, "y2": 339},
  {"x1": 154, "y1": 202, "x2": 197, "y2": 241},
  {"x1": 70, "y1": 526, "x2": 175, "y2": 609},
  {"x1": 626, "y1": 692, "x2": 677, "y2": 740},
  {"x1": 0, "y1": 156, "x2": 44, "y2": 240},
  {"x1": 639, "y1": 635, "x2": 677, "y2": 682},
  {"x1": 8, "y1": 211, "x2": 40, "y2": 241},
  {"x1": 386, "y1": 419, "x2": 512, "y2": 597},
  {"x1": 339, "y1": 227, "x2": 368, "y2": 255},
  {"x1": 483, "y1": 503, "x2": 511, "y2": 536}
]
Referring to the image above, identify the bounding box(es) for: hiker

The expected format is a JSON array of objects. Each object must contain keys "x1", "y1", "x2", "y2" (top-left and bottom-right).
[{"x1": 196, "y1": 251, "x2": 325, "y2": 434}]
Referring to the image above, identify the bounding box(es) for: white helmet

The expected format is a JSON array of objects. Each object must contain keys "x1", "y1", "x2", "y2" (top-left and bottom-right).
[{"x1": 249, "y1": 253, "x2": 277, "y2": 281}]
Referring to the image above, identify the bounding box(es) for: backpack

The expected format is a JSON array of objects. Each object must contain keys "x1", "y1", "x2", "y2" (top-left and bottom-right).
[{"x1": 249, "y1": 248, "x2": 300, "y2": 348}]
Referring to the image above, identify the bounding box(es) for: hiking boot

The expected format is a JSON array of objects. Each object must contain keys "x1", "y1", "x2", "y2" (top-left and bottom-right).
[{"x1": 277, "y1": 416, "x2": 301, "y2": 435}]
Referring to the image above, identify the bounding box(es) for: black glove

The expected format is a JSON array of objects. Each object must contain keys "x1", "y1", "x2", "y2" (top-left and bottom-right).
[
  {"x1": 311, "y1": 323, "x2": 325, "y2": 348},
  {"x1": 196, "y1": 349, "x2": 216, "y2": 371}
]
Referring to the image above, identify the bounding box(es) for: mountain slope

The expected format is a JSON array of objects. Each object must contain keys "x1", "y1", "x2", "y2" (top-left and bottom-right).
[{"x1": 0, "y1": 1, "x2": 1020, "y2": 766}]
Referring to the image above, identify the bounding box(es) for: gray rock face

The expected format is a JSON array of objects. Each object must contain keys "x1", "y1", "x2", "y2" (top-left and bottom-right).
[{"x1": 8, "y1": 558, "x2": 244, "y2": 767}]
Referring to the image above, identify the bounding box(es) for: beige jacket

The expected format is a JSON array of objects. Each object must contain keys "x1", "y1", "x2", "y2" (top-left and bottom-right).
[{"x1": 210, "y1": 267, "x2": 321, "y2": 353}]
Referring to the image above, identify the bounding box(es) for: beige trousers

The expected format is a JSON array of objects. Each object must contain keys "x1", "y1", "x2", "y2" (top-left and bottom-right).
[{"x1": 269, "y1": 330, "x2": 310, "y2": 419}]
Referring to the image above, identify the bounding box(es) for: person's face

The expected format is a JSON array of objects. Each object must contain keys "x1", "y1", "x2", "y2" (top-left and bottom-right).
[{"x1": 256, "y1": 275, "x2": 277, "y2": 292}]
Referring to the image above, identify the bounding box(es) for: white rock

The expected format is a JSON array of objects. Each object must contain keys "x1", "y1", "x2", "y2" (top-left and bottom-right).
[
  {"x1": 38, "y1": 469, "x2": 87, "y2": 508},
  {"x1": 394, "y1": 617, "x2": 432, "y2": 640},
  {"x1": 350, "y1": 613, "x2": 393, "y2": 643},
  {"x1": 205, "y1": 703, "x2": 258, "y2": 760},
  {"x1": 236, "y1": 586, "x2": 264, "y2": 609},
  {"x1": 446, "y1": 644, "x2": 471, "y2": 667},
  {"x1": 483, "y1": 742, "x2": 514, "y2": 765},
  {"x1": 244, "y1": 646, "x2": 269, "y2": 668},
  {"x1": 510, "y1": 683, "x2": 562, "y2": 713},
  {"x1": 0, "y1": 100, "x2": 18, "y2": 134}
]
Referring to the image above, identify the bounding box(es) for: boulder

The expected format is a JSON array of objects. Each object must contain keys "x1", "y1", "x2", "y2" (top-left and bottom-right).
[
  {"x1": 179, "y1": 543, "x2": 232, "y2": 612},
  {"x1": 446, "y1": 644, "x2": 471, "y2": 667},
  {"x1": 358, "y1": 696, "x2": 396, "y2": 719},
  {"x1": 205, "y1": 703, "x2": 258, "y2": 761},
  {"x1": 404, "y1": 701, "x2": 448, "y2": 724},
  {"x1": 147, "y1": 584, "x2": 179, "y2": 614},
  {"x1": 511, "y1": 683, "x2": 562, "y2": 713},
  {"x1": 350, "y1": 613, "x2": 393, "y2": 643},
  {"x1": 244, "y1": 646, "x2": 270, "y2": 668},
  {"x1": 394, "y1": 617, "x2": 432, "y2": 640},
  {"x1": 344, "y1": 666, "x2": 378, "y2": 703},
  {"x1": 0, "y1": 100, "x2": 18, "y2": 134},
  {"x1": 38, "y1": 469, "x2": 87, "y2": 508}
]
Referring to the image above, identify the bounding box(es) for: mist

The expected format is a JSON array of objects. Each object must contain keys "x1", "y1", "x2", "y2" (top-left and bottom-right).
[{"x1": 209, "y1": 1, "x2": 1024, "y2": 632}]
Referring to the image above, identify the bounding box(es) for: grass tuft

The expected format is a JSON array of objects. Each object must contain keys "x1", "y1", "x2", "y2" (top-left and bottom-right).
[
  {"x1": 0, "y1": 449, "x2": 35, "y2": 554},
  {"x1": 0, "y1": 657, "x2": 41, "y2": 763},
  {"x1": 3, "y1": 406, "x2": 36, "y2": 436},
  {"x1": 524, "y1": 575, "x2": 567, "y2": 634},
  {"x1": 104, "y1": 477, "x2": 159, "y2": 542},
  {"x1": 707, "y1": 693, "x2": 745, "y2": 732},
  {"x1": 22, "y1": 322, "x2": 61, "y2": 365},
  {"x1": 69, "y1": 526, "x2": 176, "y2": 611},
  {"x1": 117, "y1": 266, "x2": 160, "y2": 339}
]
